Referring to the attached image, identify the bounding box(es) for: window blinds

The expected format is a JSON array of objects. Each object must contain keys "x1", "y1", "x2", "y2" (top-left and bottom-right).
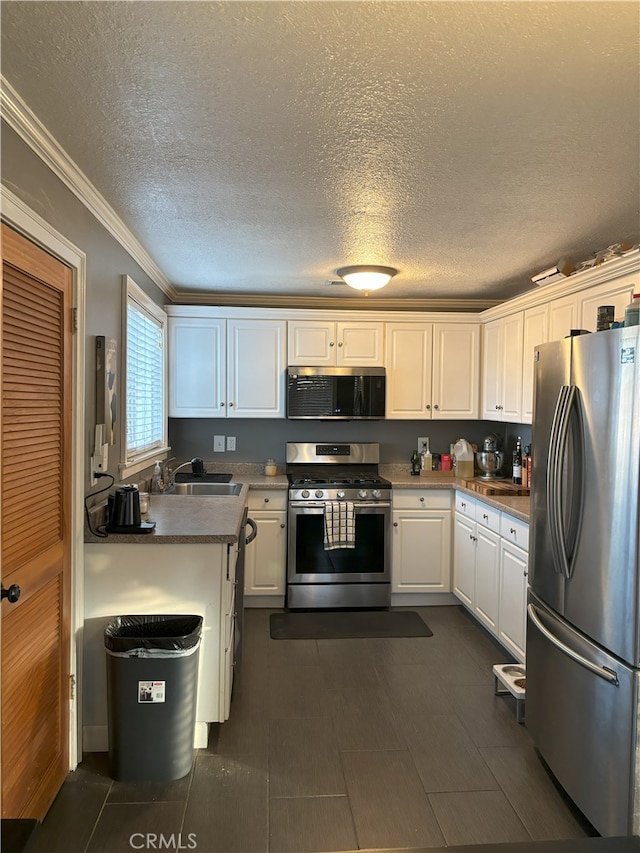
[{"x1": 126, "y1": 296, "x2": 165, "y2": 459}]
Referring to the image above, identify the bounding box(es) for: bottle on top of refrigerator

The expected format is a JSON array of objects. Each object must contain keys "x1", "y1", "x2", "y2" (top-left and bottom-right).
[
  {"x1": 512, "y1": 437, "x2": 523, "y2": 485},
  {"x1": 625, "y1": 294, "x2": 640, "y2": 327},
  {"x1": 420, "y1": 438, "x2": 433, "y2": 472}
]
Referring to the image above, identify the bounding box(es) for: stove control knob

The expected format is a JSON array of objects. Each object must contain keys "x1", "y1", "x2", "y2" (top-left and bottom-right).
[
  {"x1": 301, "y1": 489, "x2": 310, "y2": 499},
  {"x1": 372, "y1": 489, "x2": 382, "y2": 500},
  {"x1": 315, "y1": 489, "x2": 324, "y2": 499},
  {"x1": 337, "y1": 490, "x2": 346, "y2": 500},
  {"x1": 358, "y1": 489, "x2": 368, "y2": 500}
]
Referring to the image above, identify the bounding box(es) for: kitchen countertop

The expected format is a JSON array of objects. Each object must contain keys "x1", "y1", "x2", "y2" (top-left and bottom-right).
[
  {"x1": 85, "y1": 466, "x2": 529, "y2": 545},
  {"x1": 381, "y1": 466, "x2": 530, "y2": 523}
]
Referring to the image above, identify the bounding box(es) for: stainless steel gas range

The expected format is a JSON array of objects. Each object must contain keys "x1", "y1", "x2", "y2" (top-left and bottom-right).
[{"x1": 286, "y1": 442, "x2": 391, "y2": 609}]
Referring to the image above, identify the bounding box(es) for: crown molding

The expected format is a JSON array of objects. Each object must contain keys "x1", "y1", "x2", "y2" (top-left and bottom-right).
[
  {"x1": 1, "y1": 76, "x2": 176, "y2": 299},
  {"x1": 169, "y1": 290, "x2": 498, "y2": 313},
  {"x1": 480, "y1": 250, "x2": 640, "y2": 321}
]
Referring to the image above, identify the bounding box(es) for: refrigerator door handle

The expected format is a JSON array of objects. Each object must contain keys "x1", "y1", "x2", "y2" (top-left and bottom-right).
[
  {"x1": 547, "y1": 386, "x2": 571, "y2": 576},
  {"x1": 528, "y1": 604, "x2": 619, "y2": 686}
]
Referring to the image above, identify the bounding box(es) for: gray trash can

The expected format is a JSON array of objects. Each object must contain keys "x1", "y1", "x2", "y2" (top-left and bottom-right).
[{"x1": 104, "y1": 614, "x2": 202, "y2": 782}]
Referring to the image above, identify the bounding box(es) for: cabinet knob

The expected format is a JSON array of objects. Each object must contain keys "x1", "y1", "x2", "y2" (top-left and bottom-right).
[
  {"x1": 434, "y1": 404, "x2": 439, "y2": 410},
  {"x1": 523, "y1": 571, "x2": 528, "y2": 577},
  {"x1": 1, "y1": 584, "x2": 21, "y2": 604},
  {"x1": 425, "y1": 404, "x2": 431, "y2": 410},
  {"x1": 483, "y1": 513, "x2": 488, "y2": 520},
  {"x1": 420, "y1": 496, "x2": 425, "y2": 502},
  {"x1": 338, "y1": 341, "x2": 343, "y2": 347},
  {"x1": 229, "y1": 402, "x2": 234, "y2": 407},
  {"x1": 264, "y1": 497, "x2": 269, "y2": 503},
  {"x1": 329, "y1": 341, "x2": 335, "y2": 347},
  {"x1": 461, "y1": 501, "x2": 466, "y2": 508},
  {"x1": 393, "y1": 522, "x2": 399, "y2": 527},
  {"x1": 510, "y1": 527, "x2": 516, "y2": 534},
  {"x1": 280, "y1": 523, "x2": 285, "y2": 528},
  {"x1": 221, "y1": 402, "x2": 225, "y2": 407}
]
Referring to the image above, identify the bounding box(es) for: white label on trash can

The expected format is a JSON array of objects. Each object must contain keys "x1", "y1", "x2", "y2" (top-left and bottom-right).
[{"x1": 138, "y1": 680, "x2": 166, "y2": 703}]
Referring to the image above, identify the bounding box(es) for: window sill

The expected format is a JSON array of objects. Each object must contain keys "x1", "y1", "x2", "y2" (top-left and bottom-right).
[{"x1": 119, "y1": 446, "x2": 171, "y2": 481}]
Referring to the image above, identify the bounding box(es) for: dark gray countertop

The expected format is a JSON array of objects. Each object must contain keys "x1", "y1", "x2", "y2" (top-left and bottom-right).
[{"x1": 85, "y1": 465, "x2": 529, "y2": 545}]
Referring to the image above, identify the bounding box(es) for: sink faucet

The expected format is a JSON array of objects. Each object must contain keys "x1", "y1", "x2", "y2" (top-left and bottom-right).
[{"x1": 169, "y1": 457, "x2": 206, "y2": 485}]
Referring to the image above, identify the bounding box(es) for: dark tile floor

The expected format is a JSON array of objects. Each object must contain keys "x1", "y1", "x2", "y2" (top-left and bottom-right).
[{"x1": 26, "y1": 606, "x2": 596, "y2": 853}]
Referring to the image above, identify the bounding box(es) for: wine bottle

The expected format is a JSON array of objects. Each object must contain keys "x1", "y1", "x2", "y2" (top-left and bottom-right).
[{"x1": 512, "y1": 436, "x2": 523, "y2": 485}]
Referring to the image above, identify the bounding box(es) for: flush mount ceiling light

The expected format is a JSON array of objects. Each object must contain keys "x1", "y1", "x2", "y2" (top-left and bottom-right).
[{"x1": 336, "y1": 265, "x2": 398, "y2": 293}]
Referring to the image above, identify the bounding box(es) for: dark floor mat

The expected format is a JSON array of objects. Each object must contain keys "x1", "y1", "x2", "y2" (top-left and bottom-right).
[{"x1": 270, "y1": 609, "x2": 433, "y2": 640}]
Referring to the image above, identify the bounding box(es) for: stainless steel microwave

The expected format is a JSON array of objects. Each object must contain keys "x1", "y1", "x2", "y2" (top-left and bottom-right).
[{"x1": 287, "y1": 366, "x2": 386, "y2": 419}]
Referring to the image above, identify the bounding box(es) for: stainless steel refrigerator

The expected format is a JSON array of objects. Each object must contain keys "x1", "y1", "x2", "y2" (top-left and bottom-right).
[{"x1": 527, "y1": 325, "x2": 640, "y2": 837}]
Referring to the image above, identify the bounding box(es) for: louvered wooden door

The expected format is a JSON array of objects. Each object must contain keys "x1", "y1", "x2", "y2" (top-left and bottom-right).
[{"x1": 1, "y1": 224, "x2": 72, "y2": 819}]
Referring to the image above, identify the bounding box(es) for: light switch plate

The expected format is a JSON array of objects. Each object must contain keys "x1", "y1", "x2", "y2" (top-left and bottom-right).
[
  {"x1": 417, "y1": 436, "x2": 430, "y2": 454},
  {"x1": 226, "y1": 436, "x2": 236, "y2": 451},
  {"x1": 213, "y1": 435, "x2": 225, "y2": 452}
]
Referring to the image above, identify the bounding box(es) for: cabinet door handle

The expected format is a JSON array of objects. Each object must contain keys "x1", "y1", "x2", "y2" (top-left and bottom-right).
[
  {"x1": 420, "y1": 496, "x2": 425, "y2": 502},
  {"x1": 393, "y1": 522, "x2": 399, "y2": 527},
  {"x1": 461, "y1": 501, "x2": 466, "y2": 508},
  {"x1": 510, "y1": 527, "x2": 516, "y2": 534},
  {"x1": 329, "y1": 341, "x2": 335, "y2": 347},
  {"x1": 338, "y1": 341, "x2": 343, "y2": 347},
  {"x1": 229, "y1": 402, "x2": 234, "y2": 407},
  {"x1": 280, "y1": 523, "x2": 285, "y2": 528},
  {"x1": 434, "y1": 404, "x2": 439, "y2": 410},
  {"x1": 425, "y1": 404, "x2": 431, "y2": 410},
  {"x1": 221, "y1": 402, "x2": 225, "y2": 407},
  {"x1": 483, "y1": 513, "x2": 488, "y2": 520},
  {"x1": 264, "y1": 497, "x2": 269, "y2": 503}
]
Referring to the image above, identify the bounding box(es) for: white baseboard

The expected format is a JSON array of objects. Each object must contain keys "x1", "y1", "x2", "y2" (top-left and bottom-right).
[{"x1": 390, "y1": 592, "x2": 459, "y2": 607}]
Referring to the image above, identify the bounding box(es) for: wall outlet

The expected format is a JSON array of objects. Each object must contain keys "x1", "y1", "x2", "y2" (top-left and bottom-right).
[
  {"x1": 213, "y1": 435, "x2": 225, "y2": 452},
  {"x1": 417, "y1": 436, "x2": 430, "y2": 454},
  {"x1": 226, "y1": 436, "x2": 236, "y2": 451}
]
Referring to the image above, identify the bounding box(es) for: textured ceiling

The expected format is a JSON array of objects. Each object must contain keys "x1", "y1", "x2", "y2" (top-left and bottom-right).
[{"x1": 1, "y1": 1, "x2": 639, "y2": 307}]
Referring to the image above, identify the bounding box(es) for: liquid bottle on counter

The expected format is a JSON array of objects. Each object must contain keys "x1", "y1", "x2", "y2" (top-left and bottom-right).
[
  {"x1": 411, "y1": 450, "x2": 421, "y2": 476},
  {"x1": 151, "y1": 460, "x2": 164, "y2": 493},
  {"x1": 512, "y1": 437, "x2": 523, "y2": 485},
  {"x1": 625, "y1": 293, "x2": 640, "y2": 327},
  {"x1": 525, "y1": 444, "x2": 532, "y2": 489},
  {"x1": 421, "y1": 438, "x2": 433, "y2": 472}
]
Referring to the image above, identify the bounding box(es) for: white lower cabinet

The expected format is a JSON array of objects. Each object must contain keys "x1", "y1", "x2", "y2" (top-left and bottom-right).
[
  {"x1": 453, "y1": 492, "x2": 528, "y2": 662},
  {"x1": 498, "y1": 540, "x2": 528, "y2": 662},
  {"x1": 392, "y1": 490, "x2": 452, "y2": 593},
  {"x1": 83, "y1": 541, "x2": 237, "y2": 751},
  {"x1": 244, "y1": 490, "x2": 287, "y2": 598}
]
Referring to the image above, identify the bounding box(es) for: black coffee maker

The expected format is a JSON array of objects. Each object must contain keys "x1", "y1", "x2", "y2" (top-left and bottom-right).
[
  {"x1": 106, "y1": 486, "x2": 155, "y2": 533},
  {"x1": 109, "y1": 485, "x2": 141, "y2": 527}
]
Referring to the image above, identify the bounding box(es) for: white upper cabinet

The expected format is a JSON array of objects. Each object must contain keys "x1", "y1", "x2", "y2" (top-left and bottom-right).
[
  {"x1": 168, "y1": 315, "x2": 286, "y2": 418},
  {"x1": 521, "y1": 304, "x2": 549, "y2": 424},
  {"x1": 168, "y1": 317, "x2": 226, "y2": 417},
  {"x1": 481, "y1": 313, "x2": 524, "y2": 421},
  {"x1": 227, "y1": 319, "x2": 287, "y2": 418},
  {"x1": 386, "y1": 323, "x2": 480, "y2": 419},
  {"x1": 288, "y1": 320, "x2": 384, "y2": 366},
  {"x1": 548, "y1": 294, "x2": 579, "y2": 342}
]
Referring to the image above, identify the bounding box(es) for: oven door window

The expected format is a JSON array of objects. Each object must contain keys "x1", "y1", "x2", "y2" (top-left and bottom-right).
[{"x1": 292, "y1": 511, "x2": 387, "y2": 580}]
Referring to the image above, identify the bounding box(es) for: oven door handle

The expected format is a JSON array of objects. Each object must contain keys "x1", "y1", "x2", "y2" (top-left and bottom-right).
[{"x1": 289, "y1": 501, "x2": 392, "y2": 509}]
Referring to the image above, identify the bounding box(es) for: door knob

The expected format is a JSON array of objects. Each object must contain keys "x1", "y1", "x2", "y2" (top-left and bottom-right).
[{"x1": 1, "y1": 583, "x2": 21, "y2": 604}]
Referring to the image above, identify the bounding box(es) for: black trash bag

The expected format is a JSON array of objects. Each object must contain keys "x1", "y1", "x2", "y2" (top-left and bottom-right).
[{"x1": 104, "y1": 614, "x2": 202, "y2": 654}]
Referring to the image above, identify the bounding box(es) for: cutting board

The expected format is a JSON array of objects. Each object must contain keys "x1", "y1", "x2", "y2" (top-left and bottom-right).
[{"x1": 459, "y1": 477, "x2": 530, "y2": 497}]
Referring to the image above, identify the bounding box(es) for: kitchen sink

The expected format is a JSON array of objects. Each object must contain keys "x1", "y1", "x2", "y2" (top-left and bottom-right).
[{"x1": 170, "y1": 482, "x2": 243, "y2": 496}]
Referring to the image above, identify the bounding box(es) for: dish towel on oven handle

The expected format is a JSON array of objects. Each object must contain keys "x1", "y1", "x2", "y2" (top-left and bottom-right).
[{"x1": 323, "y1": 501, "x2": 356, "y2": 550}]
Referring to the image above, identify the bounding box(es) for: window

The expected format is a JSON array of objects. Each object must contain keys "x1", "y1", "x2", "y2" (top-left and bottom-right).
[{"x1": 123, "y1": 276, "x2": 168, "y2": 467}]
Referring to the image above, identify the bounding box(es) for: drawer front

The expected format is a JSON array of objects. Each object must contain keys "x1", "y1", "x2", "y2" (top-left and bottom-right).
[
  {"x1": 475, "y1": 501, "x2": 501, "y2": 533},
  {"x1": 247, "y1": 488, "x2": 287, "y2": 510},
  {"x1": 393, "y1": 489, "x2": 451, "y2": 511},
  {"x1": 455, "y1": 491, "x2": 477, "y2": 520},
  {"x1": 500, "y1": 514, "x2": 529, "y2": 550}
]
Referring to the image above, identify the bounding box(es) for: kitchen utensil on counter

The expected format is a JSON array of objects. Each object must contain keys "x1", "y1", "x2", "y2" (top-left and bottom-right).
[
  {"x1": 476, "y1": 450, "x2": 505, "y2": 479},
  {"x1": 106, "y1": 485, "x2": 155, "y2": 534}
]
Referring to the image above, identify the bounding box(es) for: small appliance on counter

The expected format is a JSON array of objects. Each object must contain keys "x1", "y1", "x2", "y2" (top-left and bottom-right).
[
  {"x1": 106, "y1": 485, "x2": 156, "y2": 534},
  {"x1": 476, "y1": 433, "x2": 505, "y2": 479}
]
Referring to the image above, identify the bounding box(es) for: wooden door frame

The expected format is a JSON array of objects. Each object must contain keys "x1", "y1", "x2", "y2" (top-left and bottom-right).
[{"x1": 1, "y1": 185, "x2": 86, "y2": 771}]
